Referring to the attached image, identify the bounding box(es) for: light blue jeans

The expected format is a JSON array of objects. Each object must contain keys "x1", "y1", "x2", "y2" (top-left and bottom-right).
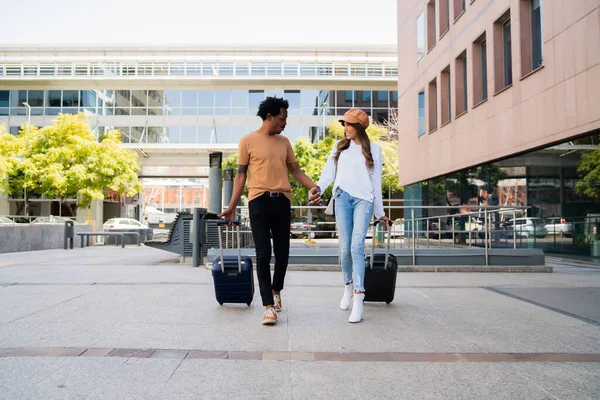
[{"x1": 334, "y1": 188, "x2": 374, "y2": 292}]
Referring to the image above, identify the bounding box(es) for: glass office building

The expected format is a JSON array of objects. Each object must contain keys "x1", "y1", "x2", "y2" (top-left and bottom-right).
[
  {"x1": 0, "y1": 88, "x2": 398, "y2": 144},
  {"x1": 0, "y1": 45, "x2": 399, "y2": 222}
]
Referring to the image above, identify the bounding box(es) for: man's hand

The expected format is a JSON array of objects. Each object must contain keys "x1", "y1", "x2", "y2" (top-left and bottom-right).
[
  {"x1": 218, "y1": 208, "x2": 236, "y2": 222},
  {"x1": 308, "y1": 186, "x2": 321, "y2": 205}
]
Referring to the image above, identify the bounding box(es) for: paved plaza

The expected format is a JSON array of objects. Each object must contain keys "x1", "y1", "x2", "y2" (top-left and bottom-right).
[{"x1": 0, "y1": 246, "x2": 599, "y2": 399}]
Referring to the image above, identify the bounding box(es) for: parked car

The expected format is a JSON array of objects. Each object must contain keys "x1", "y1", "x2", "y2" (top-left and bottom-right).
[
  {"x1": 31, "y1": 216, "x2": 78, "y2": 225},
  {"x1": 426, "y1": 219, "x2": 452, "y2": 239},
  {"x1": 464, "y1": 217, "x2": 484, "y2": 232},
  {"x1": 503, "y1": 217, "x2": 547, "y2": 238},
  {"x1": 290, "y1": 217, "x2": 336, "y2": 239},
  {"x1": 390, "y1": 218, "x2": 404, "y2": 238},
  {"x1": 0, "y1": 216, "x2": 17, "y2": 225},
  {"x1": 103, "y1": 218, "x2": 149, "y2": 231},
  {"x1": 544, "y1": 217, "x2": 573, "y2": 237}
]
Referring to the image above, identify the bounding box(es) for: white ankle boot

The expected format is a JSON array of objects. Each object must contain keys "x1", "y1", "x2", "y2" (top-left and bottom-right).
[
  {"x1": 340, "y1": 284, "x2": 353, "y2": 310},
  {"x1": 348, "y1": 292, "x2": 365, "y2": 323}
]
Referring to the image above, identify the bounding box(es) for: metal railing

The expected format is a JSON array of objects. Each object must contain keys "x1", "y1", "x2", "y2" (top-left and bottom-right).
[
  {"x1": 0, "y1": 61, "x2": 398, "y2": 79},
  {"x1": 214, "y1": 205, "x2": 535, "y2": 265},
  {"x1": 209, "y1": 202, "x2": 600, "y2": 262}
]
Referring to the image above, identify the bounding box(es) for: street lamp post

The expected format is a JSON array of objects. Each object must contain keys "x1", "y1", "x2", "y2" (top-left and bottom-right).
[
  {"x1": 320, "y1": 102, "x2": 327, "y2": 141},
  {"x1": 22, "y1": 102, "x2": 31, "y2": 125}
]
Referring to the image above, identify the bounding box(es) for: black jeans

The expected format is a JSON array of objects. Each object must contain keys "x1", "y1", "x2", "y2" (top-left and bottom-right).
[{"x1": 249, "y1": 193, "x2": 291, "y2": 306}]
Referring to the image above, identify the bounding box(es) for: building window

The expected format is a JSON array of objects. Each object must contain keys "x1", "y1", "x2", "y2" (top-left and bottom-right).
[
  {"x1": 494, "y1": 10, "x2": 512, "y2": 92},
  {"x1": 472, "y1": 33, "x2": 488, "y2": 104},
  {"x1": 418, "y1": 90, "x2": 425, "y2": 136},
  {"x1": 427, "y1": 0, "x2": 437, "y2": 51},
  {"x1": 453, "y1": 0, "x2": 466, "y2": 21},
  {"x1": 503, "y1": 20, "x2": 513, "y2": 87},
  {"x1": 441, "y1": 66, "x2": 451, "y2": 125},
  {"x1": 455, "y1": 51, "x2": 467, "y2": 115},
  {"x1": 520, "y1": 0, "x2": 543, "y2": 76},
  {"x1": 530, "y1": 0, "x2": 543, "y2": 69},
  {"x1": 417, "y1": 12, "x2": 426, "y2": 62},
  {"x1": 481, "y1": 40, "x2": 488, "y2": 101},
  {"x1": 428, "y1": 78, "x2": 438, "y2": 132},
  {"x1": 440, "y1": 0, "x2": 450, "y2": 37}
]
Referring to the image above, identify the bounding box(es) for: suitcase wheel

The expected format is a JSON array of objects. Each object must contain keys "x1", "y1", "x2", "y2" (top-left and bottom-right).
[
  {"x1": 386, "y1": 300, "x2": 393, "y2": 304},
  {"x1": 219, "y1": 303, "x2": 223, "y2": 306},
  {"x1": 246, "y1": 302, "x2": 251, "y2": 306}
]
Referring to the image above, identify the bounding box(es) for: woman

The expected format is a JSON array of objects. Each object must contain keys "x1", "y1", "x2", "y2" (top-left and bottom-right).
[{"x1": 309, "y1": 108, "x2": 388, "y2": 323}]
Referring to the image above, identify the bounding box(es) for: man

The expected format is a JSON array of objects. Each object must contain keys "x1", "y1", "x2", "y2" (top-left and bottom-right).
[{"x1": 219, "y1": 96, "x2": 318, "y2": 325}]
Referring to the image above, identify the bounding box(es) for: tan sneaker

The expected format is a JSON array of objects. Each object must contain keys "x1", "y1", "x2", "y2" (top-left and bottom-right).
[
  {"x1": 273, "y1": 292, "x2": 282, "y2": 312},
  {"x1": 262, "y1": 307, "x2": 277, "y2": 325}
]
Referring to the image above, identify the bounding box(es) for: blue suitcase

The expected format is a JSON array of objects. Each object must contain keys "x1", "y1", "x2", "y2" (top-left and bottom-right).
[{"x1": 212, "y1": 220, "x2": 254, "y2": 306}]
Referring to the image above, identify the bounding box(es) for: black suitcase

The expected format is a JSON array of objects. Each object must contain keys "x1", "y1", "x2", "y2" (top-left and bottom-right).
[
  {"x1": 364, "y1": 221, "x2": 398, "y2": 304},
  {"x1": 212, "y1": 220, "x2": 254, "y2": 306}
]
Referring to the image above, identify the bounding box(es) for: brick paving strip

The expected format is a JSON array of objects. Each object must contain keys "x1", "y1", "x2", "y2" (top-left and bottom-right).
[{"x1": 1, "y1": 348, "x2": 599, "y2": 362}]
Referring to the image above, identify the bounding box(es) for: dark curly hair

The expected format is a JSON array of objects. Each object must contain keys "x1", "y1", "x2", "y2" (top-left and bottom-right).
[{"x1": 256, "y1": 96, "x2": 289, "y2": 120}]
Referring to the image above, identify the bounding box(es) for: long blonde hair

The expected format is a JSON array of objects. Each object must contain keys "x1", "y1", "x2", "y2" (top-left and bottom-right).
[{"x1": 334, "y1": 122, "x2": 374, "y2": 170}]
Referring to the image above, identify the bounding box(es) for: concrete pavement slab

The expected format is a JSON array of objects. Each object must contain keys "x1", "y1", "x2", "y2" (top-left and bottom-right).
[
  {"x1": 1, "y1": 247, "x2": 600, "y2": 398},
  {"x1": 153, "y1": 359, "x2": 293, "y2": 400},
  {"x1": 490, "y1": 287, "x2": 600, "y2": 324}
]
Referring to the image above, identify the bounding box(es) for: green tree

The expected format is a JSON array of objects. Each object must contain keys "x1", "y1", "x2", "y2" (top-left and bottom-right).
[
  {"x1": 222, "y1": 153, "x2": 248, "y2": 199},
  {"x1": 575, "y1": 149, "x2": 600, "y2": 199},
  {"x1": 0, "y1": 125, "x2": 14, "y2": 190},
  {"x1": 0, "y1": 114, "x2": 142, "y2": 215}
]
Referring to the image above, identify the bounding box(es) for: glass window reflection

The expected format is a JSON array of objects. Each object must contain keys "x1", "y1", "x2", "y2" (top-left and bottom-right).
[
  {"x1": 284, "y1": 90, "x2": 300, "y2": 107},
  {"x1": 165, "y1": 90, "x2": 181, "y2": 107},
  {"x1": 0, "y1": 91, "x2": 8, "y2": 107},
  {"x1": 26, "y1": 90, "x2": 43, "y2": 107},
  {"x1": 182, "y1": 90, "x2": 198, "y2": 107},
  {"x1": 215, "y1": 90, "x2": 230, "y2": 107},
  {"x1": 249, "y1": 90, "x2": 264, "y2": 107},
  {"x1": 62, "y1": 91, "x2": 79, "y2": 107},
  {"x1": 300, "y1": 90, "x2": 319, "y2": 107},
  {"x1": 181, "y1": 126, "x2": 197, "y2": 143},
  {"x1": 199, "y1": 90, "x2": 214, "y2": 107},
  {"x1": 231, "y1": 90, "x2": 248, "y2": 107}
]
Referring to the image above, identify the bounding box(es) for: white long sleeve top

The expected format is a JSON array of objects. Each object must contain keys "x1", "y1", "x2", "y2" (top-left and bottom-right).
[{"x1": 317, "y1": 140, "x2": 385, "y2": 219}]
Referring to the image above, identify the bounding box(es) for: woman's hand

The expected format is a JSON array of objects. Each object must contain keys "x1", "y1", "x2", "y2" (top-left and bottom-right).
[{"x1": 378, "y1": 216, "x2": 390, "y2": 227}]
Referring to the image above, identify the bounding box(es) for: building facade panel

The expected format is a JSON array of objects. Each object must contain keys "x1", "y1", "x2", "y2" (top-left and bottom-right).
[{"x1": 397, "y1": 0, "x2": 600, "y2": 186}]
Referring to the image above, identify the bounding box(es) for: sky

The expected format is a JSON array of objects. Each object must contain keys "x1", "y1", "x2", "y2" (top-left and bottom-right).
[{"x1": 0, "y1": 0, "x2": 397, "y2": 46}]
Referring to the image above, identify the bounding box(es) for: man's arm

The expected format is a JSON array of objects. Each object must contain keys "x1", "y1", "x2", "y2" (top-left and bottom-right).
[
  {"x1": 218, "y1": 165, "x2": 247, "y2": 220},
  {"x1": 287, "y1": 162, "x2": 316, "y2": 190}
]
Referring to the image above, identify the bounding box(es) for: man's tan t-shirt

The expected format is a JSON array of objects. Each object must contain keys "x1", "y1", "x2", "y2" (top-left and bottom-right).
[{"x1": 238, "y1": 131, "x2": 297, "y2": 202}]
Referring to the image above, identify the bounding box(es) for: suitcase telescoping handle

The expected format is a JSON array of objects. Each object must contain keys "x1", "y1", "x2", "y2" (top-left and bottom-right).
[
  {"x1": 369, "y1": 219, "x2": 393, "y2": 270},
  {"x1": 216, "y1": 219, "x2": 242, "y2": 274}
]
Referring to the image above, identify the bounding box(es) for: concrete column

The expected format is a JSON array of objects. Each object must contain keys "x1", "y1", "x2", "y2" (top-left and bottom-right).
[
  {"x1": 40, "y1": 202, "x2": 51, "y2": 216},
  {"x1": 222, "y1": 168, "x2": 234, "y2": 209},
  {"x1": 0, "y1": 191, "x2": 9, "y2": 215},
  {"x1": 208, "y1": 152, "x2": 223, "y2": 214},
  {"x1": 76, "y1": 200, "x2": 104, "y2": 231}
]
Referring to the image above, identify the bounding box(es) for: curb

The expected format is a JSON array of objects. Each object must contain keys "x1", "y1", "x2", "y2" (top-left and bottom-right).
[{"x1": 201, "y1": 263, "x2": 552, "y2": 273}]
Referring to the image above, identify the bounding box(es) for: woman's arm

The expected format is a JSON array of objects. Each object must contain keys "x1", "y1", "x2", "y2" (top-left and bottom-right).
[
  {"x1": 370, "y1": 144, "x2": 386, "y2": 220},
  {"x1": 316, "y1": 147, "x2": 337, "y2": 192},
  {"x1": 309, "y1": 143, "x2": 338, "y2": 204}
]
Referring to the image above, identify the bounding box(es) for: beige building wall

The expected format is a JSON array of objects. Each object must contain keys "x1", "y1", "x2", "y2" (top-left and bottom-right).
[{"x1": 397, "y1": 0, "x2": 600, "y2": 185}]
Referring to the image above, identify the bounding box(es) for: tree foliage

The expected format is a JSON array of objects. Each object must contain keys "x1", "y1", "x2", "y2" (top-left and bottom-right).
[
  {"x1": 0, "y1": 114, "x2": 142, "y2": 214},
  {"x1": 575, "y1": 149, "x2": 600, "y2": 199}
]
